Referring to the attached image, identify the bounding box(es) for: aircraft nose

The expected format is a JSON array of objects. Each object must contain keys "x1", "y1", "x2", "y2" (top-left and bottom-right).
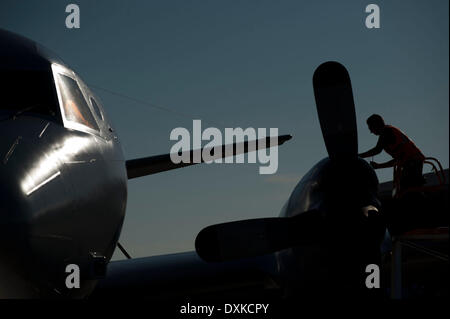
[
  {"x1": 0, "y1": 128, "x2": 34, "y2": 225},
  {"x1": 0, "y1": 144, "x2": 33, "y2": 250},
  {"x1": 0, "y1": 149, "x2": 35, "y2": 290},
  {"x1": 0, "y1": 123, "x2": 65, "y2": 296},
  {"x1": 0, "y1": 119, "x2": 48, "y2": 261},
  {"x1": 0, "y1": 172, "x2": 30, "y2": 221}
]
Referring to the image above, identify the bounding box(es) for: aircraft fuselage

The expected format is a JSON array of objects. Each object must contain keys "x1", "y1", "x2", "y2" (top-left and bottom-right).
[{"x1": 0, "y1": 112, "x2": 127, "y2": 297}]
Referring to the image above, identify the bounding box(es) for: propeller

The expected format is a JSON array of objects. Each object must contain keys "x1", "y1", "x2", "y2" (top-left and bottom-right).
[
  {"x1": 195, "y1": 61, "x2": 359, "y2": 262},
  {"x1": 195, "y1": 210, "x2": 321, "y2": 262},
  {"x1": 313, "y1": 61, "x2": 358, "y2": 160}
]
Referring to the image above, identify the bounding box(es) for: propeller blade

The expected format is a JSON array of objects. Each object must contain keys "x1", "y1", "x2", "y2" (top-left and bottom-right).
[
  {"x1": 195, "y1": 210, "x2": 321, "y2": 262},
  {"x1": 313, "y1": 61, "x2": 358, "y2": 160}
]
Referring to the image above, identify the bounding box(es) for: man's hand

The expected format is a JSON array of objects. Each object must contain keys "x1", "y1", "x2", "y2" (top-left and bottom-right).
[{"x1": 370, "y1": 161, "x2": 380, "y2": 169}]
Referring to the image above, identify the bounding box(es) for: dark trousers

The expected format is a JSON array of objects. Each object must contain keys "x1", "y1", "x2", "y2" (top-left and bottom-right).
[{"x1": 399, "y1": 159, "x2": 425, "y2": 190}]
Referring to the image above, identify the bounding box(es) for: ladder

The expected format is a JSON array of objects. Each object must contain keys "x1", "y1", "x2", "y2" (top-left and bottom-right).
[{"x1": 392, "y1": 157, "x2": 446, "y2": 199}]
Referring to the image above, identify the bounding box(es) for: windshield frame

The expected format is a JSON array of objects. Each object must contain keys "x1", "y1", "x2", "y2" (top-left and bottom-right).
[{"x1": 51, "y1": 63, "x2": 100, "y2": 136}]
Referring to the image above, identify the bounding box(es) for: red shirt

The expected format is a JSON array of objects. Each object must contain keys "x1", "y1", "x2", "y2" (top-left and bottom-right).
[{"x1": 376, "y1": 125, "x2": 425, "y2": 164}]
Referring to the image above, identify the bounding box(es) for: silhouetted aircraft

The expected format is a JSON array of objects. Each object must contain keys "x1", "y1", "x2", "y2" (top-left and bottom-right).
[
  {"x1": 0, "y1": 29, "x2": 446, "y2": 300},
  {"x1": 0, "y1": 29, "x2": 291, "y2": 298}
]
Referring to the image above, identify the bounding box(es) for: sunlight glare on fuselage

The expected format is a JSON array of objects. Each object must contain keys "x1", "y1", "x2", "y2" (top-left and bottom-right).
[{"x1": 21, "y1": 135, "x2": 90, "y2": 196}]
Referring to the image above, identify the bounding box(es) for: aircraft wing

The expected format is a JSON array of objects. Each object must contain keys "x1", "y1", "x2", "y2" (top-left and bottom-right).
[
  {"x1": 90, "y1": 251, "x2": 281, "y2": 300},
  {"x1": 126, "y1": 135, "x2": 292, "y2": 179}
]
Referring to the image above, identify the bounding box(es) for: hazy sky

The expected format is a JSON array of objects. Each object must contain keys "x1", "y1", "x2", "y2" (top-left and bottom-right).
[{"x1": 1, "y1": 0, "x2": 448, "y2": 260}]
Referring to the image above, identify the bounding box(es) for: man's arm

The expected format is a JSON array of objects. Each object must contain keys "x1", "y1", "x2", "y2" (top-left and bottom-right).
[
  {"x1": 359, "y1": 135, "x2": 384, "y2": 158},
  {"x1": 371, "y1": 158, "x2": 396, "y2": 169},
  {"x1": 359, "y1": 145, "x2": 382, "y2": 158}
]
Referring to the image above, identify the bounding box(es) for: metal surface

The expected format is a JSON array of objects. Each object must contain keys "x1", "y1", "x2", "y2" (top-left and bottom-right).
[{"x1": 0, "y1": 28, "x2": 128, "y2": 297}]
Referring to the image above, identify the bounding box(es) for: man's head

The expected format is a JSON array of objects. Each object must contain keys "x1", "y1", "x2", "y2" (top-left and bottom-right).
[{"x1": 366, "y1": 114, "x2": 385, "y2": 135}]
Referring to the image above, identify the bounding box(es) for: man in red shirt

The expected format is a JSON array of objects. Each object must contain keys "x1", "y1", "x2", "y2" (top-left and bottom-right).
[{"x1": 359, "y1": 114, "x2": 426, "y2": 191}]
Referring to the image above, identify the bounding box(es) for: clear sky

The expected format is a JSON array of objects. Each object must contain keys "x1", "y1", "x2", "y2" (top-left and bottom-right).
[{"x1": 1, "y1": 0, "x2": 448, "y2": 260}]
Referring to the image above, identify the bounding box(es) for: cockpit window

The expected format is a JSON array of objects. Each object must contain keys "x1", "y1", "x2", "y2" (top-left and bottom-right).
[
  {"x1": 0, "y1": 69, "x2": 59, "y2": 118},
  {"x1": 54, "y1": 72, "x2": 99, "y2": 132},
  {"x1": 90, "y1": 97, "x2": 103, "y2": 120}
]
